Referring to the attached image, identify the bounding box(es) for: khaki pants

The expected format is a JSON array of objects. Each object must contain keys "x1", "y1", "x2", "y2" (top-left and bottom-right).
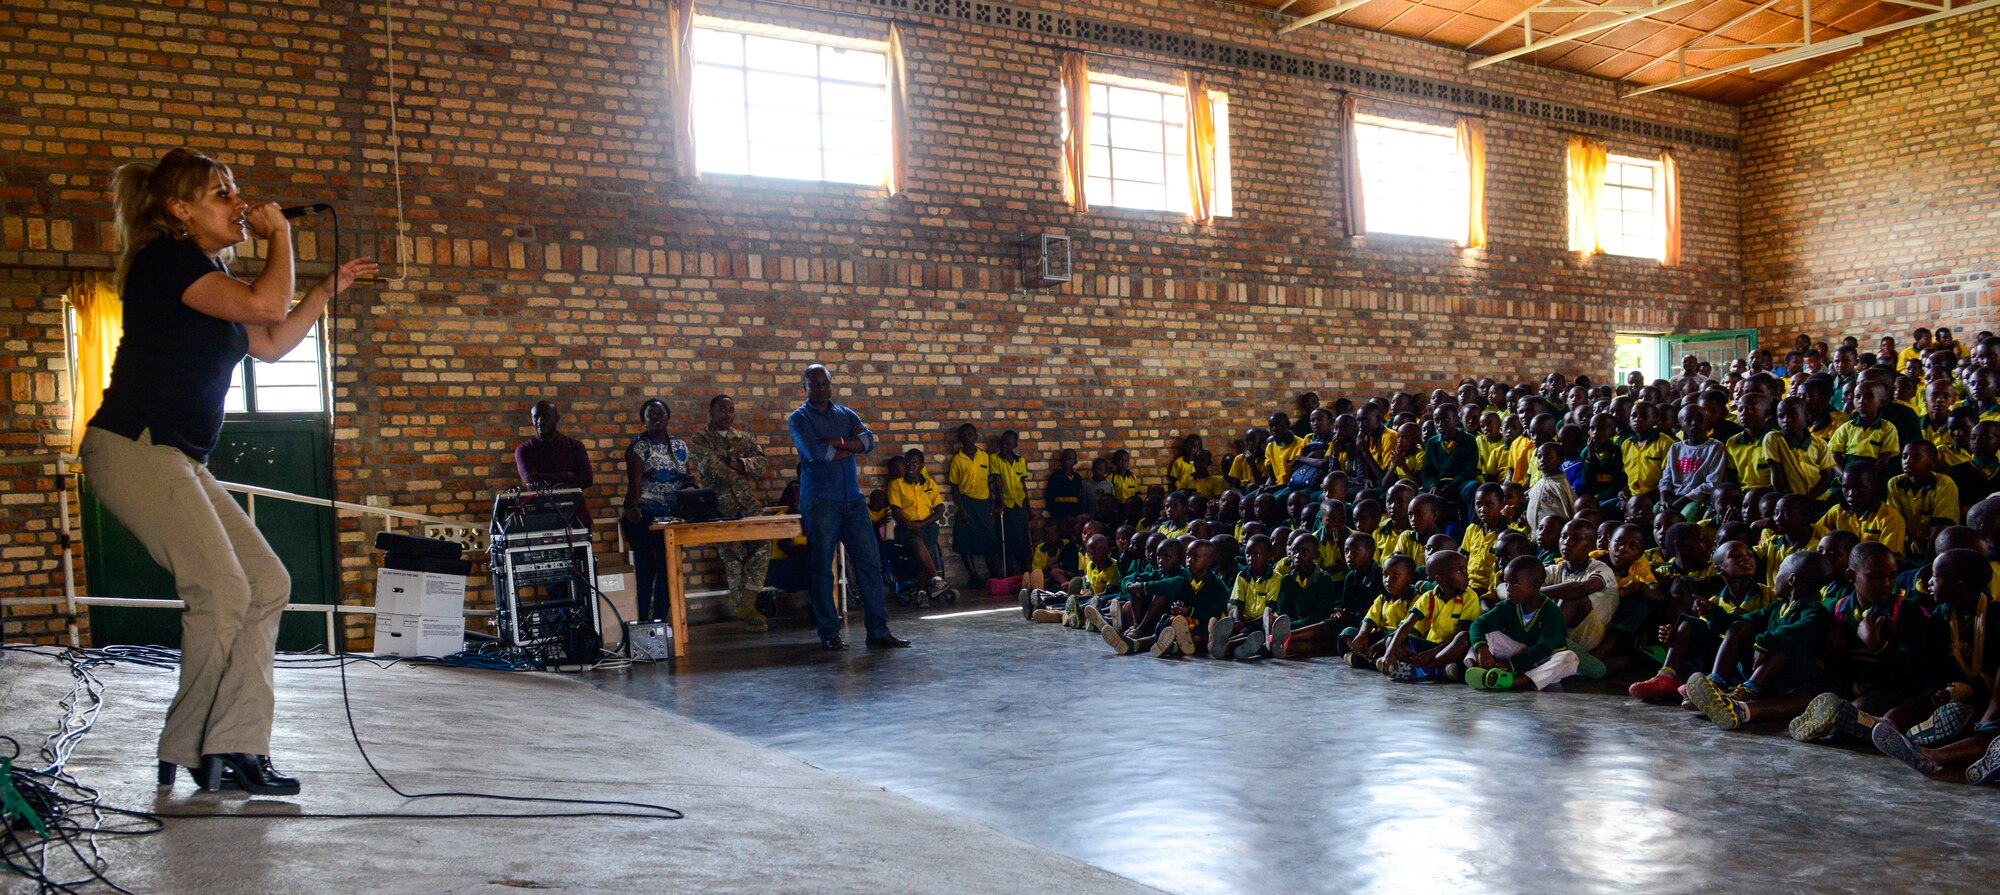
[{"x1": 80, "y1": 427, "x2": 290, "y2": 766}]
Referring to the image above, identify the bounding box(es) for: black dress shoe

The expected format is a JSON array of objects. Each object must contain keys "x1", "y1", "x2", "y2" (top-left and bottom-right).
[
  {"x1": 202, "y1": 753, "x2": 300, "y2": 796},
  {"x1": 821, "y1": 636, "x2": 847, "y2": 650},
  {"x1": 865, "y1": 635, "x2": 912, "y2": 649}
]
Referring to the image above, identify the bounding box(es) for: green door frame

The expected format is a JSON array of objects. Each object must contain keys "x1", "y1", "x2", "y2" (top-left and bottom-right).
[{"x1": 1660, "y1": 328, "x2": 1760, "y2": 375}]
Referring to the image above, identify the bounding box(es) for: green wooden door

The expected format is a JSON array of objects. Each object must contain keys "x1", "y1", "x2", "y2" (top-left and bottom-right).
[
  {"x1": 82, "y1": 417, "x2": 337, "y2": 652},
  {"x1": 1662, "y1": 329, "x2": 1759, "y2": 377}
]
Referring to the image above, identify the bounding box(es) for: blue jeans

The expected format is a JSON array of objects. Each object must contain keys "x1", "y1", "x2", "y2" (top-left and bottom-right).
[{"x1": 805, "y1": 496, "x2": 891, "y2": 641}]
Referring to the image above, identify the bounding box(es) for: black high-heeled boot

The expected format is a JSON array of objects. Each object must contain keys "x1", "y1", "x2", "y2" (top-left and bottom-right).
[
  {"x1": 201, "y1": 753, "x2": 300, "y2": 795},
  {"x1": 163, "y1": 760, "x2": 236, "y2": 789}
]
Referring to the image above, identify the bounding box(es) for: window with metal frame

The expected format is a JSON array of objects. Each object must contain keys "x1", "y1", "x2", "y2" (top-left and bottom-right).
[
  {"x1": 1351, "y1": 113, "x2": 1463, "y2": 241},
  {"x1": 690, "y1": 21, "x2": 891, "y2": 186},
  {"x1": 224, "y1": 324, "x2": 328, "y2": 415},
  {"x1": 1082, "y1": 74, "x2": 1230, "y2": 215}
]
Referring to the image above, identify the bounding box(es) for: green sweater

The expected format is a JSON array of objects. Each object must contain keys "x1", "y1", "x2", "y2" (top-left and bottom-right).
[
  {"x1": 1468, "y1": 599, "x2": 1569, "y2": 672},
  {"x1": 1744, "y1": 599, "x2": 1832, "y2": 655},
  {"x1": 1274, "y1": 568, "x2": 1340, "y2": 626},
  {"x1": 1135, "y1": 570, "x2": 1231, "y2": 624}
]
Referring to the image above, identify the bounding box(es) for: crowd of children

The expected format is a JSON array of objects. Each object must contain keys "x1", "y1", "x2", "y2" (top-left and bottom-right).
[{"x1": 893, "y1": 327, "x2": 2000, "y2": 785}]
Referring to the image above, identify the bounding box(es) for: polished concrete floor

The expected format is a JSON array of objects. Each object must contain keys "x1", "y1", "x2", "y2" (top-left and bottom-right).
[
  {"x1": 594, "y1": 599, "x2": 2000, "y2": 895},
  {"x1": 0, "y1": 647, "x2": 1151, "y2": 895}
]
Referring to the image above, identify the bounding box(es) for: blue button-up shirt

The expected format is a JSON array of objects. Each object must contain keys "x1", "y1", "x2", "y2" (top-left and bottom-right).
[{"x1": 788, "y1": 400, "x2": 876, "y2": 503}]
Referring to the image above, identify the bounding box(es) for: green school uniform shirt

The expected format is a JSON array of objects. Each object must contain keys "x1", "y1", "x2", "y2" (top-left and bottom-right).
[
  {"x1": 1273, "y1": 567, "x2": 1339, "y2": 626},
  {"x1": 1469, "y1": 599, "x2": 1569, "y2": 672}
]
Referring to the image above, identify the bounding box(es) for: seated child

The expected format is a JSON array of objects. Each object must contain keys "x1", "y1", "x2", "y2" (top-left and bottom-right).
[
  {"x1": 1813, "y1": 462, "x2": 1908, "y2": 559},
  {"x1": 1541, "y1": 517, "x2": 1619, "y2": 672},
  {"x1": 887, "y1": 449, "x2": 950, "y2": 604},
  {"x1": 1525, "y1": 442, "x2": 1578, "y2": 534},
  {"x1": 1346, "y1": 554, "x2": 1419, "y2": 669},
  {"x1": 1788, "y1": 541, "x2": 1928, "y2": 743},
  {"x1": 1465, "y1": 556, "x2": 1582, "y2": 690},
  {"x1": 1534, "y1": 513, "x2": 1566, "y2": 564},
  {"x1": 1019, "y1": 517, "x2": 1082, "y2": 621},
  {"x1": 1630, "y1": 536, "x2": 1768, "y2": 702},
  {"x1": 1870, "y1": 548, "x2": 2000, "y2": 778},
  {"x1": 1099, "y1": 539, "x2": 1229, "y2": 658},
  {"x1": 1660, "y1": 403, "x2": 1731, "y2": 517},
  {"x1": 1260, "y1": 532, "x2": 1341, "y2": 660},
  {"x1": 1063, "y1": 532, "x2": 1123, "y2": 630},
  {"x1": 1334, "y1": 533, "x2": 1385, "y2": 637},
  {"x1": 1380, "y1": 551, "x2": 1478, "y2": 680},
  {"x1": 1461, "y1": 483, "x2": 1524, "y2": 599},
  {"x1": 1211, "y1": 534, "x2": 1280, "y2": 659},
  {"x1": 1681, "y1": 551, "x2": 1836, "y2": 730},
  {"x1": 1754, "y1": 494, "x2": 1816, "y2": 588},
  {"x1": 1602, "y1": 522, "x2": 1665, "y2": 671}
]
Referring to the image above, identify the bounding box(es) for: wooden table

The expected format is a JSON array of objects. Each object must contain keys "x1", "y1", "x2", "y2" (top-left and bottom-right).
[{"x1": 651, "y1": 514, "x2": 804, "y2": 658}]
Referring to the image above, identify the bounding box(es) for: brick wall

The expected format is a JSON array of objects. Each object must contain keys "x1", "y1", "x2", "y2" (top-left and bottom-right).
[
  {"x1": 2, "y1": 0, "x2": 1743, "y2": 644},
  {"x1": 1741, "y1": 5, "x2": 2000, "y2": 343},
  {"x1": 0, "y1": 267, "x2": 88, "y2": 644}
]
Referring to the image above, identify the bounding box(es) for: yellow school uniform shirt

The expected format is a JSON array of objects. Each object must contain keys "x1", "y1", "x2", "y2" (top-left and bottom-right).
[
  {"x1": 1264, "y1": 436, "x2": 1307, "y2": 484},
  {"x1": 993, "y1": 454, "x2": 1028, "y2": 509},
  {"x1": 887, "y1": 471, "x2": 942, "y2": 523},
  {"x1": 1815, "y1": 503, "x2": 1908, "y2": 557},
  {"x1": 1408, "y1": 585, "x2": 1482, "y2": 644},
  {"x1": 1713, "y1": 581, "x2": 1778, "y2": 617},
  {"x1": 1460, "y1": 521, "x2": 1523, "y2": 597},
  {"x1": 1376, "y1": 527, "x2": 1425, "y2": 568},
  {"x1": 1887, "y1": 473, "x2": 1961, "y2": 529},
  {"x1": 1601, "y1": 552, "x2": 1657, "y2": 592},
  {"x1": 1227, "y1": 452, "x2": 1265, "y2": 486},
  {"x1": 1108, "y1": 471, "x2": 1141, "y2": 501},
  {"x1": 947, "y1": 449, "x2": 992, "y2": 501},
  {"x1": 1186, "y1": 474, "x2": 1228, "y2": 500},
  {"x1": 1079, "y1": 553, "x2": 1120, "y2": 595},
  {"x1": 1922, "y1": 420, "x2": 1972, "y2": 467},
  {"x1": 1363, "y1": 591, "x2": 1415, "y2": 631},
  {"x1": 1231, "y1": 568, "x2": 1282, "y2": 617},
  {"x1": 1030, "y1": 540, "x2": 1072, "y2": 572},
  {"x1": 1753, "y1": 530, "x2": 1812, "y2": 588},
  {"x1": 1476, "y1": 434, "x2": 1509, "y2": 481},
  {"x1": 1154, "y1": 520, "x2": 1190, "y2": 540},
  {"x1": 1168, "y1": 457, "x2": 1195, "y2": 491},
  {"x1": 1619, "y1": 432, "x2": 1676, "y2": 495},
  {"x1": 1810, "y1": 410, "x2": 1850, "y2": 441},
  {"x1": 1508, "y1": 436, "x2": 1537, "y2": 484},
  {"x1": 1898, "y1": 347, "x2": 1924, "y2": 371},
  {"x1": 1762, "y1": 430, "x2": 1834, "y2": 498},
  {"x1": 1828, "y1": 416, "x2": 1900, "y2": 463},
  {"x1": 1724, "y1": 429, "x2": 1773, "y2": 490},
  {"x1": 868, "y1": 505, "x2": 891, "y2": 525}
]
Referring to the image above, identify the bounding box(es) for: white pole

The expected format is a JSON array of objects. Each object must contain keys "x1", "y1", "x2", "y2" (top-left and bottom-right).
[{"x1": 57, "y1": 456, "x2": 80, "y2": 648}]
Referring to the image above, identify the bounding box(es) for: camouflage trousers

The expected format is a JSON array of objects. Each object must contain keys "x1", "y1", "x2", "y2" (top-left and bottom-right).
[{"x1": 718, "y1": 539, "x2": 771, "y2": 610}]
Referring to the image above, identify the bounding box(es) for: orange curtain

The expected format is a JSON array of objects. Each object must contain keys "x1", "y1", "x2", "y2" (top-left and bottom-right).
[
  {"x1": 1566, "y1": 136, "x2": 1607, "y2": 254},
  {"x1": 1338, "y1": 93, "x2": 1365, "y2": 237},
  {"x1": 1456, "y1": 117, "x2": 1487, "y2": 248},
  {"x1": 887, "y1": 24, "x2": 913, "y2": 195},
  {"x1": 69, "y1": 280, "x2": 123, "y2": 447},
  {"x1": 1184, "y1": 72, "x2": 1217, "y2": 225},
  {"x1": 1058, "y1": 52, "x2": 1091, "y2": 212},
  {"x1": 666, "y1": 0, "x2": 698, "y2": 178},
  {"x1": 1660, "y1": 147, "x2": 1682, "y2": 266}
]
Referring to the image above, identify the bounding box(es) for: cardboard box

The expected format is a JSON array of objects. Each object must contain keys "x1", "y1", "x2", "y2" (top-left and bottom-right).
[
  {"x1": 374, "y1": 567, "x2": 468, "y2": 618},
  {"x1": 371, "y1": 613, "x2": 467, "y2": 657}
]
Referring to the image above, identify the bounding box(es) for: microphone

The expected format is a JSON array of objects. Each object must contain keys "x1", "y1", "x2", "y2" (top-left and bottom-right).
[{"x1": 281, "y1": 203, "x2": 332, "y2": 220}]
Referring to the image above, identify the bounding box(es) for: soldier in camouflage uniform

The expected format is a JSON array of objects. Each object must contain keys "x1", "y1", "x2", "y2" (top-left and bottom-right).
[{"x1": 688, "y1": 394, "x2": 772, "y2": 631}]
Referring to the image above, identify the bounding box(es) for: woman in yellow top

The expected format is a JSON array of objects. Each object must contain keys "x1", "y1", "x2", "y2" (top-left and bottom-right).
[{"x1": 947, "y1": 422, "x2": 1002, "y2": 587}]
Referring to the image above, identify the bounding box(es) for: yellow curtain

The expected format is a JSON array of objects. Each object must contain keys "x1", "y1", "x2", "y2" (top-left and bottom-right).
[
  {"x1": 1456, "y1": 117, "x2": 1487, "y2": 248},
  {"x1": 1338, "y1": 93, "x2": 1365, "y2": 237},
  {"x1": 1660, "y1": 147, "x2": 1682, "y2": 266},
  {"x1": 887, "y1": 24, "x2": 913, "y2": 195},
  {"x1": 666, "y1": 0, "x2": 698, "y2": 179},
  {"x1": 1058, "y1": 52, "x2": 1091, "y2": 212},
  {"x1": 1184, "y1": 72, "x2": 1217, "y2": 225},
  {"x1": 1566, "y1": 135, "x2": 1607, "y2": 254},
  {"x1": 69, "y1": 280, "x2": 123, "y2": 447}
]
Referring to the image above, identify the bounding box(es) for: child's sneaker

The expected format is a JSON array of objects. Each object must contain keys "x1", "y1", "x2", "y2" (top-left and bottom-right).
[
  {"x1": 1080, "y1": 603, "x2": 1109, "y2": 634},
  {"x1": 1685, "y1": 673, "x2": 1746, "y2": 731},
  {"x1": 1060, "y1": 594, "x2": 1081, "y2": 628},
  {"x1": 1872, "y1": 720, "x2": 1943, "y2": 776},
  {"x1": 1172, "y1": 615, "x2": 1197, "y2": 656},
  {"x1": 1908, "y1": 701, "x2": 1974, "y2": 748},
  {"x1": 1442, "y1": 662, "x2": 1464, "y2": 682},
  {"x1": 1150, "y1": 625, "x2": 1179, "y2": 658},
  {"x1": 1267, "y1": 614, "x2": 1292, "y2": 659},
  {"x1": 1101, "y1": 620, "x2": 1137, "y2": 655},
  {"x1": 1031, "y1": 608, "x2": 1064, "y2": 624},
  {"x1": 928, "y1": 576, "x2": 948, "y2": 598},
  {"x1": 1346, "y1": 651, "x2": 1374, "y2": 670},
  {"x1": 1967, "y1": 736, "x2": 2000, "y2": 785},
  {"x1": 1387, "y1": 662, "x2": 1417, "y2": 683},
  {"x1": 1627, "y1": 671, "x2": 1682, "y2": 702},
  {"x1": 1106, "y1": 601, "x2": 1125, "y2": 633},
  {"x1": 1018, "y1": 589, "x2": 1038, "y2": 621},
  {"x1": 1789, "y1": 692, "x2": 1858, "y2": 742},
  {"x1": 1208, "y1": 617, "x2": 1236, "y2": 659}
]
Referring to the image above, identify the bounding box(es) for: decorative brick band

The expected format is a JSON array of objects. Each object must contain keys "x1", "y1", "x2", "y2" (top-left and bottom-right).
[{"x1": 849, "y1": 0, "x2": 1740, "y2": 151}]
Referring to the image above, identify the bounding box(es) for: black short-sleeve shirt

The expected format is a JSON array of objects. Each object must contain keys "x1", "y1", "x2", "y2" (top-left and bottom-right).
[{"x1": 89, "y1": 238, "x2": 246, "y2": 461}]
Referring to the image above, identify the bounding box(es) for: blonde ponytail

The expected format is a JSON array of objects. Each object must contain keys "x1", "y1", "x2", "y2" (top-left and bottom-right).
[{"x1": 110, "y1": 148, "x2": 229, "y2": 287}]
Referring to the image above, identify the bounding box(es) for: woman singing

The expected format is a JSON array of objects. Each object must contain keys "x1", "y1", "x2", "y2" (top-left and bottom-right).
[{"x1": 81, "y1": 148, "x2": 374, "y2": 795}]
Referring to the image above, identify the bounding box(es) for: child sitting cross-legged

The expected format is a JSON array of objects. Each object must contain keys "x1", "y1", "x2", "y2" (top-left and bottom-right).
[
  {"x1": 1346, "y1": 554, "x2": 1420, "y2": 670},
  {"x1": 1062, "y1": 532, "x2": 1123, "y2": 631},
  {"x1": 1378, "y1": 551, "x2": 1479, "y2": 681},
  {"x1": 1097, "y1": 539, "x2": 1229, "y2": 658},
  {"x1": 1630, "y1": 537, "x2": 1773, "y2": 702},
  {"x1": 1788, "y1": 541, "x2": 1928, "y2": 743},
  {"x1": 1464, "y1": 555, "x2": 1582, "y2": 691},
  {"x1": 1868, "y1": 547, "x2": 2000, "y2": 780},
  {"x1": 1680, "y1": 551, "x2": 1837, "y2": 730},
  {"x1": 1211, "y1": 534, "x2": 1280, "y2": 659},
  {"x1": 1259, "y1": 532, "x2": 1342, "y2": 660},
  {"x1": 1541, "y1": 517, "x2": 1620, "y2": 679}
]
